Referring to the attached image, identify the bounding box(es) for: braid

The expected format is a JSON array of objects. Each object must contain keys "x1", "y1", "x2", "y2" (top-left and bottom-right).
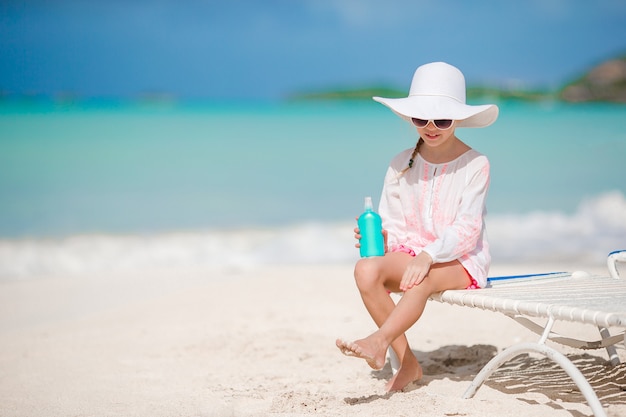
[{"x1": 395, "y1": 138, "x2": 423, "y2": 179}]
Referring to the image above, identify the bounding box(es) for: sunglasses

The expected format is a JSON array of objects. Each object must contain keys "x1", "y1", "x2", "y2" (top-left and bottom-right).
[{"x1": 411, "y1": 118, "x2": 454, "y2": 130}]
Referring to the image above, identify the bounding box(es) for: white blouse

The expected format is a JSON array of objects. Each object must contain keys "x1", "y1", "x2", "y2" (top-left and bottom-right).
[{"x1": 378, "y1": 147, "x2": 491, "y2": 288}]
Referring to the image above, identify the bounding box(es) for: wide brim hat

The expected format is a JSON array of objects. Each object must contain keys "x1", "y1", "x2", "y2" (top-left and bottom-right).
[{"x1": 373, "y1": 62, "x2": 499, "y2": 128}]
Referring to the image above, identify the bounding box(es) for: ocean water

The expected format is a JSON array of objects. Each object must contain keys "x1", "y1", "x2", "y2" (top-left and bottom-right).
[{"x1": 1, "y1": 99, "x2": 625, "y2": 278}]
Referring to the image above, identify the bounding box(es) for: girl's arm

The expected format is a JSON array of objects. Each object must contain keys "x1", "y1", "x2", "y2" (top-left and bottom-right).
[{"x1": 378, "y1": 151, "x2": 413, "y2": 250}]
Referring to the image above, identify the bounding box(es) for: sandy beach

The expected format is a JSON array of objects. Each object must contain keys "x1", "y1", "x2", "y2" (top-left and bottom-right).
[{"x1": 1, "y1": 261, "x2": 625, "y2": 417}]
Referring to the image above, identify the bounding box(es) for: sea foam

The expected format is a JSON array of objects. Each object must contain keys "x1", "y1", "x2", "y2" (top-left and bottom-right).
[{"x1": 0, "y1": 191, "x2": 624, "y2": 279}]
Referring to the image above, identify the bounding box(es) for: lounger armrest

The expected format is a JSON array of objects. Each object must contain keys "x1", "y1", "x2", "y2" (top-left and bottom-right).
[{"x1": 608, "y1": 250, "x2": 626, "y2": 279}]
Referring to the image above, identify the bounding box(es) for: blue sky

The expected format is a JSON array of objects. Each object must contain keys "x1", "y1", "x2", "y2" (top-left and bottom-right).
[{"x1": 1, "y1": 0, "x2": 626, "y2": 100}]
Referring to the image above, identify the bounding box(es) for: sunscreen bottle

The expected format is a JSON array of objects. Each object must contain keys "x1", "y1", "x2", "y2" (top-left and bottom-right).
[{"x1": 358, "y1": 196, "x2": 384, "y2": 257}]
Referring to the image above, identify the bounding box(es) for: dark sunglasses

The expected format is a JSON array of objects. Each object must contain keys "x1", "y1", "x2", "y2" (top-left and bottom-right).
[{"x1": 411, "y1": 118, "x2": 454, "y2": 130}]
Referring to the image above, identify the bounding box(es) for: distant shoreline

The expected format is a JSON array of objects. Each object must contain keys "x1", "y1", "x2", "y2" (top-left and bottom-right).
[
  {"x1": 287, "y1": 85, "x2": 558, "y2": 103},
  {"x1": 2, "y1": 54, "x2": 625, "y2": 105},
  {"x1": 289, "y1": 54, "x2": 626, "y2": 104}
]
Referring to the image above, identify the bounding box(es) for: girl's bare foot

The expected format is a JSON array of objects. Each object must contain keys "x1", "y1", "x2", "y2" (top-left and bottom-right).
[
  {"x1": 385, "y1": 355, "x2": 423, "y2": 392},
  {"x1": 335, "y1": 337, "x2": 387, "y2": 370}
]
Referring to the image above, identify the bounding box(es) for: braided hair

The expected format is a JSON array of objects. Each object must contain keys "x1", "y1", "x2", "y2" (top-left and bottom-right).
[{"x1": 395, "y1": 138, "x2": 423, "y2": 179}]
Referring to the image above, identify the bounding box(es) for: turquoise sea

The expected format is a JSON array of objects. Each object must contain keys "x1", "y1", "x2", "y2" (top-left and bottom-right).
[{"x1": 1, "y1": 99, "x2": 625, "y2": 277}]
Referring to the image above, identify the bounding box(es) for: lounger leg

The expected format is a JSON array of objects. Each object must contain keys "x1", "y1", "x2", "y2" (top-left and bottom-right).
[
  {"x1": 462, "y1": 342, "x2": 607, "y2": 417},
  {"x1": 387, "y1": 348, "x2": 400, "y2": 375},
  {"x1": 598, "y1": 327, "x2": 620, "y2": 366}
]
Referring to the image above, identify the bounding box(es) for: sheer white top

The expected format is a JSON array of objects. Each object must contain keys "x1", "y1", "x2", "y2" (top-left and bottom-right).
[{"x1": 379, "y1": 147, "x2": 491, "y2": 288}]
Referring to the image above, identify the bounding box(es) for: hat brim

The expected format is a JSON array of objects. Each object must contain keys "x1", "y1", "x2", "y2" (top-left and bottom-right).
[{"x1": 373, "y1": 95, "x2": 498, "y2": 128}]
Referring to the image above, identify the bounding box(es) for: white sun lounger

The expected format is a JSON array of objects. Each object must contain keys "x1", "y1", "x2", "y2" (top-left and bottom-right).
[{"x1": 428, "y1": 250, "x2": 626, "y2": 417}]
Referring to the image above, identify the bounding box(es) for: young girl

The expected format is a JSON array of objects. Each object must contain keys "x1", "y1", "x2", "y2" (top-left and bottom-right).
[{"x1": 336, "y1": 62, "x2": 499, "y2": 392}]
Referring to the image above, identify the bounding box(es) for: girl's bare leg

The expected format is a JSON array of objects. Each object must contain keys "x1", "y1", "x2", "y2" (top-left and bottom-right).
[
  {"x1": 336, "y1": 252, "x2": 413, "y2": 369},
  {"x1": 336, "y1": 253, "x2": 470, "y2": 391}
]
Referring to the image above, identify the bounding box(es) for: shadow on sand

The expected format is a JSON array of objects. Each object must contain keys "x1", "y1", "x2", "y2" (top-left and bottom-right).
[{"x1": 345, "y1": 344, "x2": 626, "y2": 415}]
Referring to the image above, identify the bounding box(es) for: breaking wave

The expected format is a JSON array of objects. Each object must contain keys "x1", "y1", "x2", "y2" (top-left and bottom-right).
[{"x1": 1, "y1": 191, "x2": 624, "y2": 279}]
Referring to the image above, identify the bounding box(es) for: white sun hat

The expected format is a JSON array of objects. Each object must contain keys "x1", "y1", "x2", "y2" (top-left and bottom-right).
[{"x1": 373, "y1": 62, "x2": 499, "y2": 128}]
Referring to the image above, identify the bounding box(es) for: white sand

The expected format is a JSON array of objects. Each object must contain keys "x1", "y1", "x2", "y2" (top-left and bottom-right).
[{"x1": 1, "y1": 262, "x2": 625, "y2": 417}]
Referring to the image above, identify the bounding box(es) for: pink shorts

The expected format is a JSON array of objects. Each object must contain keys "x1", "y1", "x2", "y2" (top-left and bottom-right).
[{"x1": 390, "y1": 244, "x2": 480, "y2": 290}]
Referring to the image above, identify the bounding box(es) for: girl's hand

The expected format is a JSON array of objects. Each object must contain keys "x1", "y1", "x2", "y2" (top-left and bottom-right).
[
  {"x1": 354, "y1": 217, "x2": 388, "y2": 252},
  {"x1": 354, "y1": 228, "x2": 362, "y2": 248},
  {"x1": 400, "y1": 251, "x2": 433, "y2": 291},
  {"x1": 354, "y1": 218, "x2": 362, "y2": 248}
]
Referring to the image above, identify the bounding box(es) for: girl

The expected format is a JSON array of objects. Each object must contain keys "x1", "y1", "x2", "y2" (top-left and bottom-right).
[{"x1": 336, "y1": 62, "x2": 499, "y2": 392}]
